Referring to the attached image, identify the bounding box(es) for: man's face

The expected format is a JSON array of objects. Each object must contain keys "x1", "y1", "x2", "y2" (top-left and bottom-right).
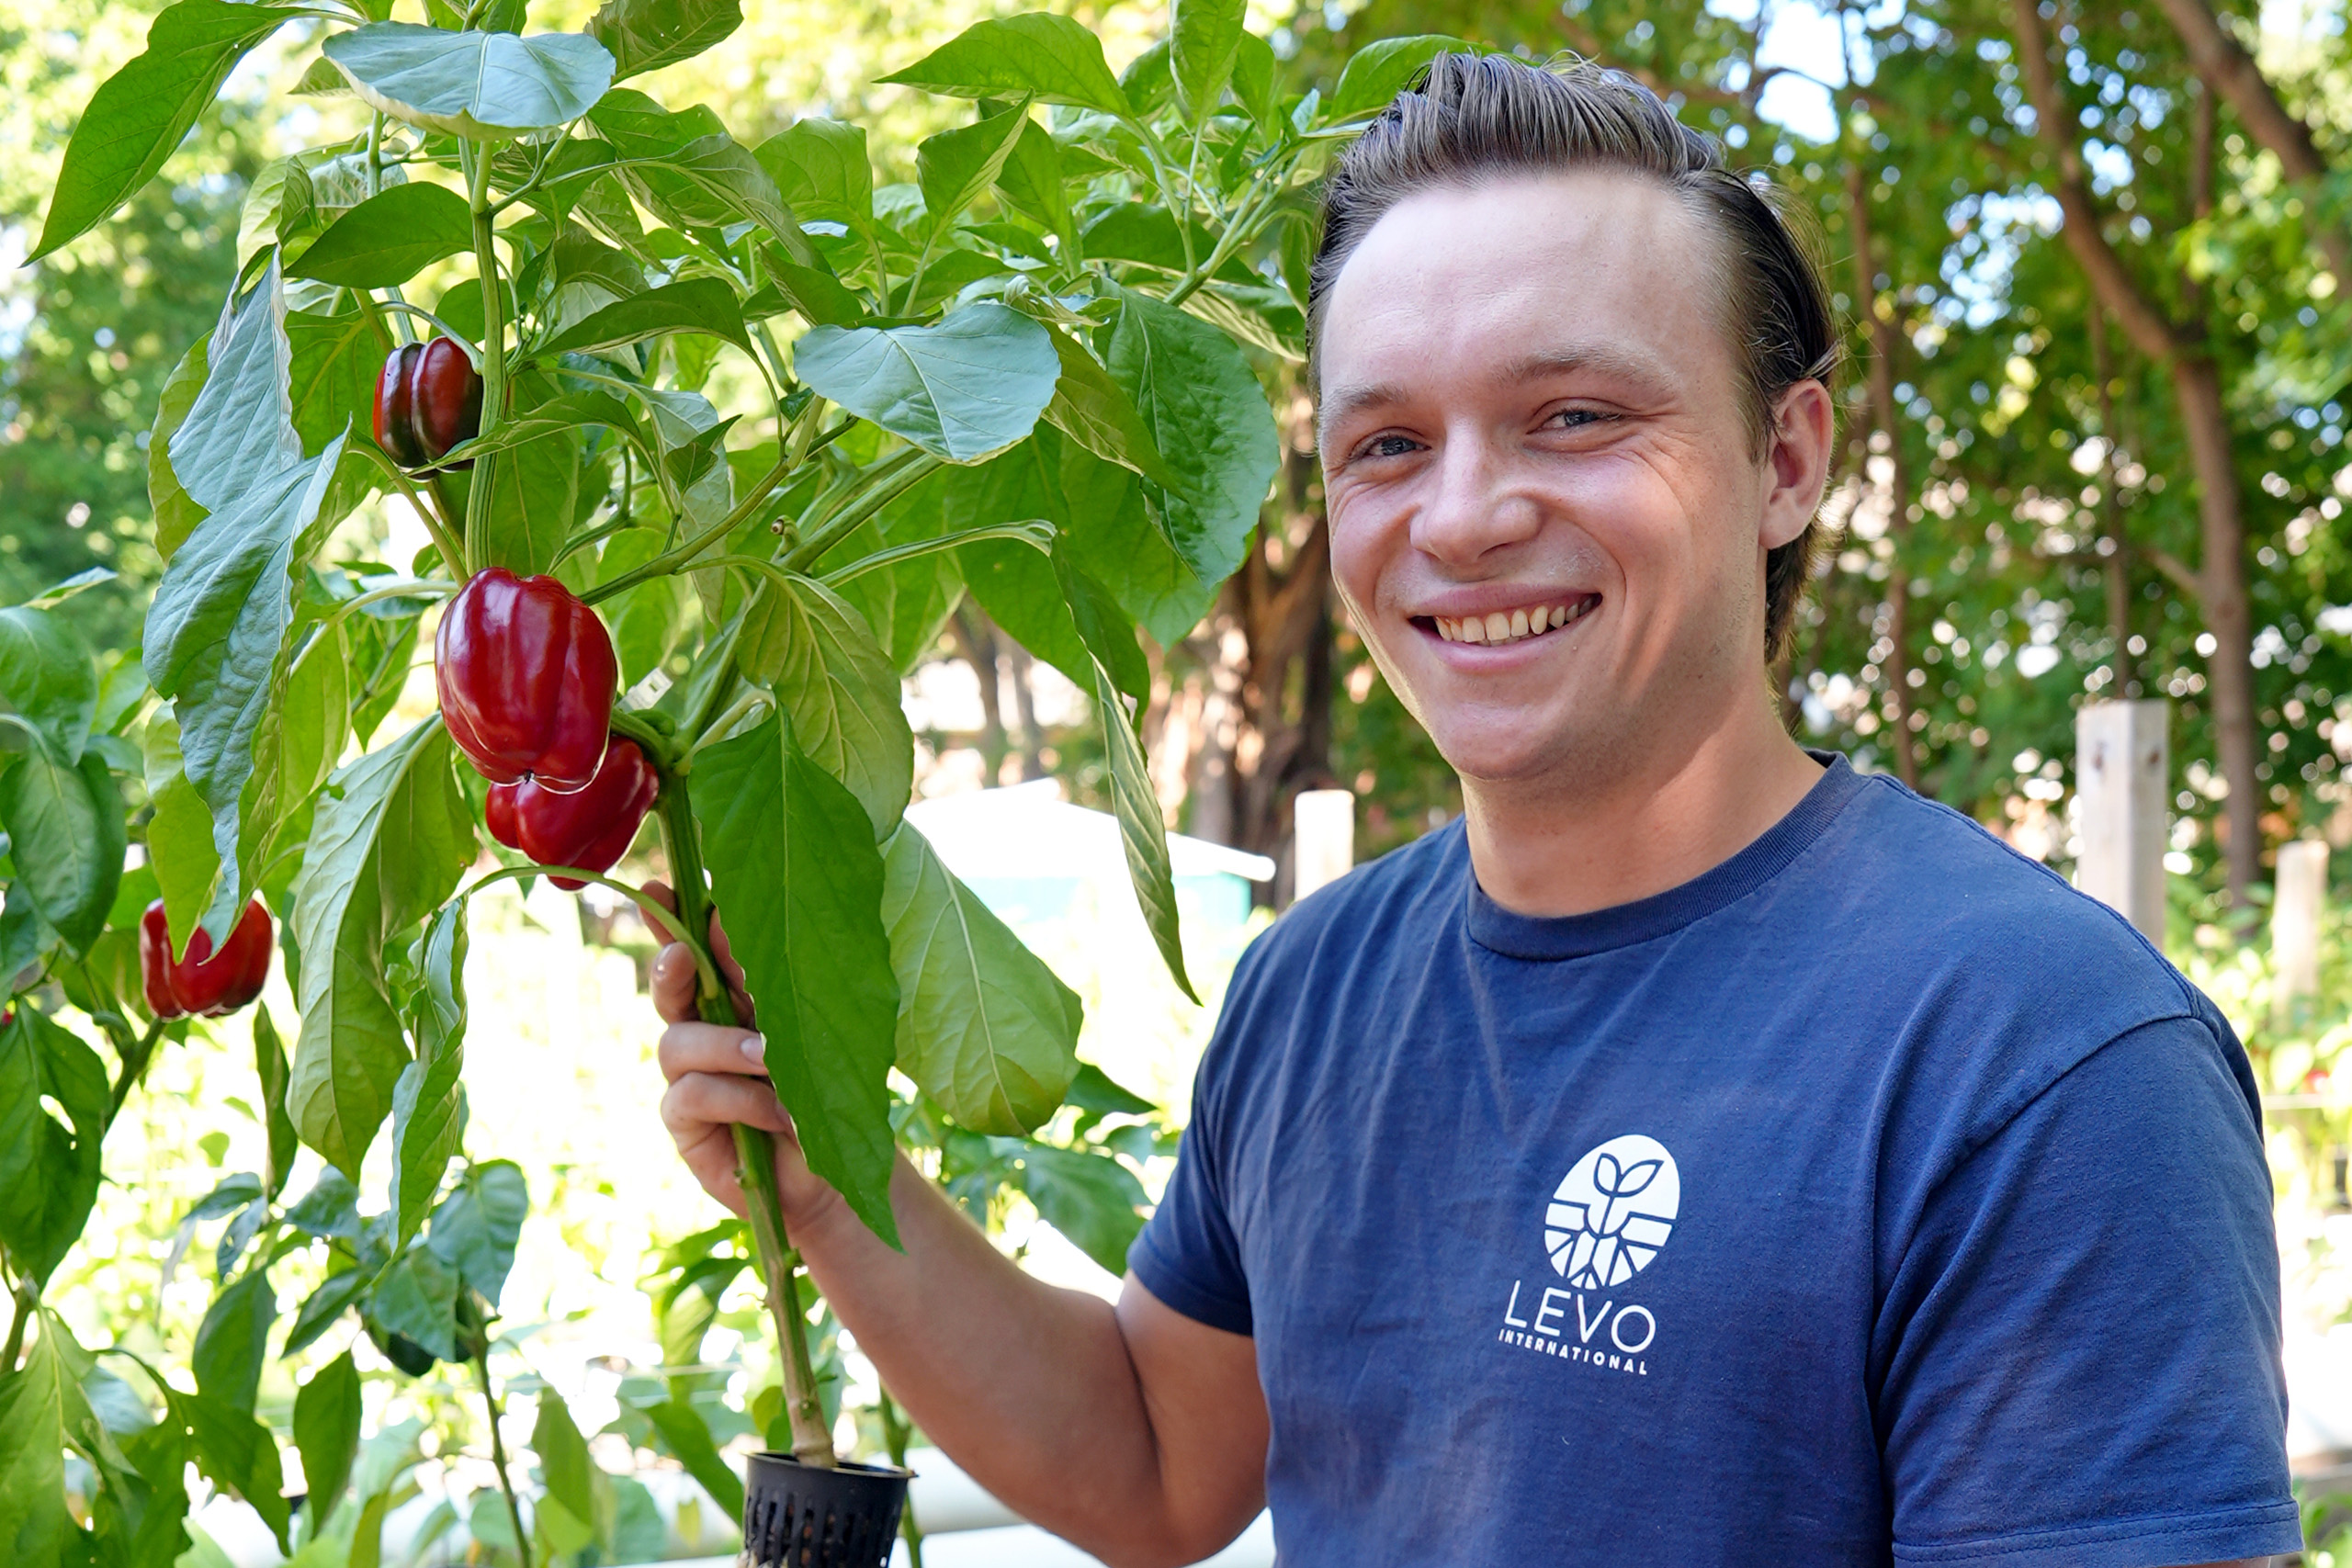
[{"x1": 1317, "y1": 172, "x2": 1811, "y2": 791}]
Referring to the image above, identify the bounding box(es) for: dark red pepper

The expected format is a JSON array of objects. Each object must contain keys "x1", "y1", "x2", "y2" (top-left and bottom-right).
[
  {"x1": 373, "y1": 338, "x2": 481, "y2": 469},
  {"x1": 485, "y1": 737, "x2": 660, "y2": 890},
  {"x1": 435, "y1": 568, "x2": 618, "y2": 794},
  {"x1": 138, "y1": 898, "x2": 273, "y2": 1020}
]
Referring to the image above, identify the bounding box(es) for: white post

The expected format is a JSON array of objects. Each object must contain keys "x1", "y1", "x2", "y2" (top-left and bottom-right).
[
  {"x1": 2274, "y1": 840, "x2": 2329, "y2": 1016},
  {"x1": 1292, "y1": 789, "x2": 1356, "y2": 902},
  {"x1": 2074, "y1": 699, "x2": 2169, "y2": 941}
]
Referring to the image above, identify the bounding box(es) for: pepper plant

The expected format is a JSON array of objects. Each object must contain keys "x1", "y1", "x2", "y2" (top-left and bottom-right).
[{"x1": 3, "y1": 0, "x2": 1473, "y2": 1553}]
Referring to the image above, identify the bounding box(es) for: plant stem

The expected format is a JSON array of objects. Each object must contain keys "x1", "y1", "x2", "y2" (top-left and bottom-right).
[
  {"x1": 577, "y1": 450, "x2": 797, "y2": 606},
  {"x1": 819, "y1": 519, "x2": 1053, "y2": 587},
  {"x1": 779, "y1": 448, "x2": 942, "y2": 573},
  {"x1": 471, "y1": 1345, "x2": 534, "y2": 1568},
  {"x1": 107, "y1": 1018, "x2": 168, "y2": 1125},
  {"x1": 467, "y1": 142, "x2": 507, "y2": 577},
  {"x1": 2, "y1": 1280, "x2": 32, "y2": 1372},
  {"x1": 878, "y1": 1387, "x2": 923, "y2": 1567},
  {"x1": 651, "y1": 778, "x2": 836, "y2": 1468},
  {"x1": 689, "y1": 685, "x2": 772, "y2": 755}
]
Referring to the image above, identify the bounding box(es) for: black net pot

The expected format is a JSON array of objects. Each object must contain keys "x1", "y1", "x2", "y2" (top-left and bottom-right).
[{"x1": 741, "y1": 1451, "x2": 912, "y2": 1568}]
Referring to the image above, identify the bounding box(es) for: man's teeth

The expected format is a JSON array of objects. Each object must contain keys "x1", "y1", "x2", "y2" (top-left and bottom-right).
[{"x1": 1432, "y1": 598, "x2": 1593, "y2": 645}]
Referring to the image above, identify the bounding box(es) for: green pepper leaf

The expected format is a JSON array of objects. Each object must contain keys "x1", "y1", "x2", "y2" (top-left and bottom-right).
[
  {"x1": 142, "y1": 714, "x2": 233, "y2": 961},
  {"x1": 292, "y1": 1350, "x2": 362, "y2": 1529},
  {"x1": 322, "y1": 24, "x2": 616, "y2": 141},
  {"x1": 0, "y1": 605, "x2": 98, "y2": 766},
  {"x1": 288, "y1": 720, "x2": 474, "y2": 1179},
  {"x1": 693, "y1": 714, "x2": 900, "y2": 1245},
  {"x1": 168, "y1": 262, "x2": 300, "y2": 520},
  {"x1": 530, "y1": 1393, "x2": 597, "y2": 1558},
  {"x1": 1230, "y1": 31, "x2": 1281, "y2": 133},
  {"x1": 1040, "y1": 323, "x2": 1170, "y2": 486},
  {"x1": 535, "y1": 277, "x2": 752, "y2": 357},
  {"x1": 736, "y1": 575, "x2": 913, "y2": 837},
  {"x1": 365, "y1": 1247, "x2": 459, "y2": 1363},
  {"x1": 191, "y1": 1269, "x2": 277, "y2": 1416},
  {"x1": 288, "y1": 182, "x2": 476, "y2": 288},
  {"x1": 391, "y1": 900, "x2": 468, "y2": 1248},
  {"x1": 0, "y1": 1325, "x2": 74, "y2": 1562},
  {"x1": 755, "y1": 118, "x2": 872, "y2": 234},
  {"x1": 1327, "y1": 35, "x2": 1478, "y2": 120},
  {"x1": 914, "y1": 103, "x2": 1033, "y2": 241},
  {"x1": 1170, "y1": 0, "x2": 1247, "y2": 120},
  {"x1": 254, "y1": 1005, "x2": 299, "y2": 1201},
  {"x1": 880, "y1": 823, "x2": 1080, "y2": 1134},
  {"x1": 1091, "y1": 655, "x2": 1193, "y2": 1000},
  {"x1": 169, "y1": 1385, "x2": 289, "y2": 1551},
  {"x1": 288, "y1": 304, "x2": 382, "y2": 459},
  {"x1": 427, "y1": 1159, "x2": 527, "y2": 1307},
  {"x1": 1105, "y1": 286, "x2": 1277, "y2": 590},
  {"x1": 149, "y1": 334, "x2": 212, "y2": 564},
  {"x1": 31, "y1": 0, "x2": 301, "y2": 261},
  {"x1": 878, "y1": 15, "x2": 1128, "y2": 117},
  {"x1": 797, "y1": 302, "x2": 1058, "y2": 464},
  {"x1": 586, "y1": 0, "x2": 741, "y2": 80},
  {"x1": 0, "y1": 1010, "x2": 108, "y2": 1287},
  {"x1": 0, "y1": 752, "x2": 126, "y2": 958},
  {"x1": 1017, "y1": 1144, "x2": 1147, "y2": 1275},
  {"x1": 284, "y1": 1270, "x2": 369, "y2": 1357}
]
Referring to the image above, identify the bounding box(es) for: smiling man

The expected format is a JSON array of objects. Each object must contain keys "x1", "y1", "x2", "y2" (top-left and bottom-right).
[{"x1": 650, "y1": 55, "x2": 2296, "y2": 1568}]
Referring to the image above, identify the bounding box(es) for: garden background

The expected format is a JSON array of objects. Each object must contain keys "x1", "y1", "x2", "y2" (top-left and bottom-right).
[{"x1": 17, "y1": 0, "x2": 2352, "y2": 1562}]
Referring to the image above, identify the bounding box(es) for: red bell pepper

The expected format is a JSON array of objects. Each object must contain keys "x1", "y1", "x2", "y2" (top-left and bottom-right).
[
  {"x1": 435, "y1": 568, "x2": 618, "y2": 794},
  {"x1": 374, "y1": 338, "x2": 481, "y2": 468},
  {"x1": 138, "y1": 898, "x2": 273, "y2": 1020},
  {"x1": 485, "y1": 737, "x2": 660, "y2": 890}
]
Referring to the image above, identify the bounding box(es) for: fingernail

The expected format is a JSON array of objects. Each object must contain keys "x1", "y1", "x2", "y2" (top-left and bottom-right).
[{"x1": 740, "y1": 1034, "x2": 767, "y2": 1067}]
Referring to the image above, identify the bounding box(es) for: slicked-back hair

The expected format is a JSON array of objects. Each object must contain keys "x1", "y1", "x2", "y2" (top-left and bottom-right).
[{"x1": 1307, "y1": 52, "x2": 1841, "y2": 661}]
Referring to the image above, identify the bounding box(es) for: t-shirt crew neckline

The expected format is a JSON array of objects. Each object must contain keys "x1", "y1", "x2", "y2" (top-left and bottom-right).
[{"x1": 1464, "y1": 751, "x2": 1869, "y2": 962}]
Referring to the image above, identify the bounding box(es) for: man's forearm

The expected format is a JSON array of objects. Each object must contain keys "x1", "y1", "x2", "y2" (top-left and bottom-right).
[{"x1": 789, "y1": 1154, "x2": 1193, "y2": 1562}]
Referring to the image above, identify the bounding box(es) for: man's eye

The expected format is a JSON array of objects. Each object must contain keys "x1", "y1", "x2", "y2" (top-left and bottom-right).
[
  {"x1": 1360, "y1": 434, "x2": 1420, "y2": 459},
  {"x1": 1547, "y1": 408, "x2": 1611, "y2": 430}
]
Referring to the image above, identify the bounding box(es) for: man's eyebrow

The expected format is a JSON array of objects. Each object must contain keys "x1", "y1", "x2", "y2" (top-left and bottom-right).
[{"x1": 1317, "y1": 346, "x2": 1679, "y2": 441}]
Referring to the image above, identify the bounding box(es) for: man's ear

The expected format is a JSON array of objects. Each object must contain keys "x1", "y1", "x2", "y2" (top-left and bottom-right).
[{"x1": 1759, "y1": 379, "x2": 1835, "y2": 551}]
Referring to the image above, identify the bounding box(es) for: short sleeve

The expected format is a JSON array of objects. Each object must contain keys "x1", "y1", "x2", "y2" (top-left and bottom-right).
[
  {"x1": 1125, "y1": 953, "x2": 1266, "y2": 1337},
  {"x1": 1874, "y1": 1013, "x2": 2301, "y2": 1567}
]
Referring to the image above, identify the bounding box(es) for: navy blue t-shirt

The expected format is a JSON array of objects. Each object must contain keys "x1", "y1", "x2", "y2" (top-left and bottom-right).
[{"x1": 1130, "y1": 757, "x2": 2297, "y2": 1567}]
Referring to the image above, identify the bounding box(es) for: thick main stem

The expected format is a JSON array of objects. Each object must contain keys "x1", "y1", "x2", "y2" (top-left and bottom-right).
[
  {"x1": 472, "y1": 1347, "x2": 534, "y2": 1568},
  {"x1": 652, "y1": 778, "x2": 837, "y2": 1468},
  {"x1": 2, "y1": 1280, "x2": 31, "y2": 1372}
]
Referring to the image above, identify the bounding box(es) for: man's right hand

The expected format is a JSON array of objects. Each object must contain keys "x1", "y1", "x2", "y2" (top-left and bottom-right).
[{"x1": 646, "y1": 887, "x2": 844, "y2": 1235}]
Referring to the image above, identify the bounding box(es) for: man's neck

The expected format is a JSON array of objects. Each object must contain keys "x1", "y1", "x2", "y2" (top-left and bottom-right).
[{"x1": 1461, "y1": 698, "x2": 1826, "y2": 919}]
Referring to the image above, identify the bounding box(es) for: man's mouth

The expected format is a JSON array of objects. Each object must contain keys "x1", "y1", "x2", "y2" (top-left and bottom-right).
[{"x1": 1421, "y1": 593, "x2": 1601, "y2": 647}]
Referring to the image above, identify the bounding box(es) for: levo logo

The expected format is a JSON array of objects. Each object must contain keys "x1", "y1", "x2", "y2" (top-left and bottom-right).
[{"x1": 1545, "y1": 1134, "x2": 1679, "y2": 1289}]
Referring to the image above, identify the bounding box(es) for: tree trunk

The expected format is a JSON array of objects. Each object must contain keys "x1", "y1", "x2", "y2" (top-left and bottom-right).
[
  {"x1": 947, "y1": 604, "x2": 1008, "y2": 786},
  {"x1": 1002, "y1": 641, "x2": 1044, "y2": 782},
  {"x1": 1845, "y1": 158, "x2": 1920, "y2": 790},
  {"x1": 2152, "y1": 0, "x2": 2352, "y2": 293},
  {"x1": 2011, "y1": 0, "x2": 2263, "y2": 901}
]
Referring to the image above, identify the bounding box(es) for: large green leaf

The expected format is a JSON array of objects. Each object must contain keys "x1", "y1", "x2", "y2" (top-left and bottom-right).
[
  {"x1": 692, "y1": 716, "x2": 900, "y2": 1244},
  {"x1": 1092, "y1": 658, "x2": 1193, "y2": 1000},
  {"x1": 31, "y1": 0, "x2": 300, "y2": 260},
  {"x1": 1018, "y1": 1144, "x2": 1148, "y2": 1275},
  {"x1": 149, "y1": 334, "x2": 212, "y2": 563},
  {"x1": 878, "y1": 15, "x2": 1128, "y2": 116},
  {"x1": 601, "y1": 125, "x2": 812, "y2": 263},
  {"x1": 170, "y1": 1386, "x2": 289, "y2": 1551},
  {"x1": 736, "y1": 576, "x2": 912, "y2": 836},
  {"x1": 530, "y1": 1393, "x2": 597, "y2": 1560},
  {"x1": 756, "y1": 118, "x2": 871, "y2": 234},
  {"x1": 288, "y1": 721, "x2": 474, "y2": 1178},
  {"x1": 1040, "y1": 323, "x2": 1170, "y2": 485},
  {"x1": 914, "y1": 105, "x2": 1033, "y2": 241},
  {"x1": 1105, "y1": 287, "x2": 1276, "y2": 588},
  {"x1": 994, "y1": 118, "x2": 1072, "y2": 251},
  {"x1": 391, "y1": 901, "x2": 468, "y2": 1247},
  {"x1": 586, "y1": 0, "x2": 740, "y2": 80},
  {"x1": 825, "y1": 479, "x2": 966, "y2": 676},
  {"x1": 191, "y1": 1270, "x2": 276, "y2": 1415},
  {"x1": 170, "y1": 263, "x2": 300, "y2": 518},
  {"x1": 292, "y1": 1351, "x2": 362, "y2": 1528},
  {"x1": 287, "y1": 182, "x2": 475, "y2": 288},
  {"x1": 0, "y1": 752, "x2": 125, "y2": 957},
  {"x1": 0, "y1": 1326, "x2": 71, "y2": 1561},
  {"x1": 287, "y1": 305, "x2": 381, "y2": 457},
  {"x1": 536, "y1": 277, "x2": 751, "y2": 357},
  {"x1": 642, "y1": 1400, "x2": 742, "y2": 1520},
  {"x1": 254, "y1": 1006, "x2": 299, "y2": 1201},
  {"x1": 322, "y1": 25, "x2": 616, "y2": 141},
  {"x1": 797, "y1": 302, "x2": 1057, "y2": 464},
  {"x1": 426, "y1": 1160, "x2": 527, "y2": 1306},
  {"x1": 366, "y1": 1247, "x2": 459, "y2": 1363},
  {"x1": 143, "y1": 436, "x2": 351, "y2": 936},
  {"x1": 0, "y1": 606, "x2": 98, "y2": 765},
  {"x1": 475, "y1": 373, "x2": 580, "y2": 579},
  {"x1": 1170, "y1": 0, "x2": 1247, "y2": 119},
  {"x1": 0, "y1": 1010, "x2": 107, "y2": 1287},
  {"x1": 880, "y1": 824, "x2": 1079, "y2": 1134},
  {"x1": 1327, "y1": 35, "x2": 1477, "y2": 119},
  {"x1": 143, "y1": 715, "x2": 233, "y2": 962}
]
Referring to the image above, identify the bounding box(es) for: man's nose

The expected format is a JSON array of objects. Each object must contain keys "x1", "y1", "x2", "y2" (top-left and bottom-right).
[{"x1": 1408, "y1": 434, "x2": 1544, "y2": 569}]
